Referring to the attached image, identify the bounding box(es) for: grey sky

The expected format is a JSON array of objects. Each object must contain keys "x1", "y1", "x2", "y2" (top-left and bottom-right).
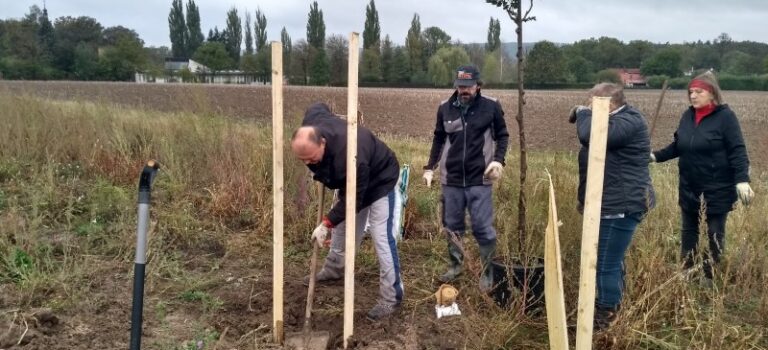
[{"x1": 5, "y1": 0, "x2": 767, "y2": 48}]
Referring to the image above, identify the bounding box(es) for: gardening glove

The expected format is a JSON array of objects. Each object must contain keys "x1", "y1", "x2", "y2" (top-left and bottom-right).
[
  {"x1": 423, "y1": 170, "x2": 434, "y2": 188},
  {"x1": 649, "y1": 152, "x2": 656, "y2": 163},
  {"x1": 483, "y1": 161, "x2": 503, "y2": 182},
  {"x1": 736, "y1": 182, "x2": 754, "y2": 206},
  {"x1": 568, "y1": 105, "x2": 590, "y2": 123},
  {"x1": 311, "y1": 218, "x2": 332, "y2": 248}
]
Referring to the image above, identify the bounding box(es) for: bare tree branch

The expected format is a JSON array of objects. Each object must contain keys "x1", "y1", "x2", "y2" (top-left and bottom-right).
[{"x1": 523, "y1": 0, "x2": 535, "y2": 21}]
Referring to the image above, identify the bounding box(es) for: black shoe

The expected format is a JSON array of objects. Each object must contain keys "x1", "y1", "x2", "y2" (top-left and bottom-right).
[
  {"x1": 593, "y1": 305, "x2": 619, "y2": 332},
  {"x1": 366, "y1": 302, "x2": 400, "y2": 321}
]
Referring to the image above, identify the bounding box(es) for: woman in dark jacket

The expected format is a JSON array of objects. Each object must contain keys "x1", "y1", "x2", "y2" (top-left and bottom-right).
[
  {"x1": 572, "y1": 82, "x2": 655, "y2": 331},
  {"x1": 652, "y1": 72, "x2": 754, "y2": 284}
]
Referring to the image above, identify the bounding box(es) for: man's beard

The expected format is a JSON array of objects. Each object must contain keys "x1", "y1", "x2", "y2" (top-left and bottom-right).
[{"x1": 459, "y1": 93, "x2": 473, "y2": 104}]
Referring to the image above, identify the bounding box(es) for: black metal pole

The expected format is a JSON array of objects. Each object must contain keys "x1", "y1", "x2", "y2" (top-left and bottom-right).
[{"x1": 130, "y1": 160, "x2": 159, "y2": 350}]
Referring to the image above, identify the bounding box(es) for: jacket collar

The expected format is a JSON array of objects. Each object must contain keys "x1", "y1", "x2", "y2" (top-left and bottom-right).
[
  {"x1": 609, "y1": 104, "x2": 627, "y2": 116},
  {"x1": 687, "y1": 103, "x2": 726, "y2": 116},
  {"x1": 449, "y1": 90, "x2": 482, "y2": 109}
]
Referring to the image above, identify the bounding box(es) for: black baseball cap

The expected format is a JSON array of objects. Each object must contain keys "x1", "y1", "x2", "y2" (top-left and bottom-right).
[{"x1": 454, "y1": 65, "x2": 480, "y2": 87}]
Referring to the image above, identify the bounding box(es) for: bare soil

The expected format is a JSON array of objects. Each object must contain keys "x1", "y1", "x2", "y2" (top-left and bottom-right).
[{"x1": 0, "y1": 233, "x2": 497, "y2": 349}]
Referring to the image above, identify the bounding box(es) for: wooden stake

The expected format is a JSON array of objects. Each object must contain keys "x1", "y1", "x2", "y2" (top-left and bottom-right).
[
  {"x1": 649, "y1": 79, "x2": 669, "y2": 140},
  {"x1": 575, "y1": 97, "x2": 610, "y2": 350},
  {"x1": 343, "y1": 32, "x2": 360, "y2": 349},
  {"x1": 544, "y1": 171, "x2": 568, "y2": 350},
  {"x1": 270, "y1": 41, "x2": 284, "y2": 345}
]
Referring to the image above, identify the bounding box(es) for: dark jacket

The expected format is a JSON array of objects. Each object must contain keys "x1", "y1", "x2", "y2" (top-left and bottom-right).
[
  {"x1": 654, "y1": 104, "x2": 749, "y2": 214},
  {"x1": 576, "y1": 105, "x2": 655, "y2": 216},
  {"x1": 425, "y1": 91, "x2": 509, "y2": 187},
  {"x1": 302, "y1": 103, "x2": 400, "y2": 226}
]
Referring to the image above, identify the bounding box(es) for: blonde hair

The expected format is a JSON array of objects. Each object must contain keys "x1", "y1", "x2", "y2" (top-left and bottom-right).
[{"x1": 689, "y1": 71, "x2": 724, "y2": 105}]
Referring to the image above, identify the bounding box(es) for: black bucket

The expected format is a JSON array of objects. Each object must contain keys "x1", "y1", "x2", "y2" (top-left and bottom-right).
[
  {"x1": 512, "y1": 258, "x2": 545, "y2": 314},
  {"x1": 491, "y1": 261, "x2": 512, "y2": 307},
  {"x1": 491, "y1": 257, "x2": 545, "y2": 314}
]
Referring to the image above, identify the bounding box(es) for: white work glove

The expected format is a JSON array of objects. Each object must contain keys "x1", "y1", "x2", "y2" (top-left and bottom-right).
[
  {"x1": 649, "y1": 153, "x2": 656, "y2": 163},
  {"x1": 423, "y1": 170, "x2": 434, "y2": 188},
  {"x1": 483, "y1": 161, "x2": 503, "y2": 182},
  {"x1": 736, "y1": 182, "x2": 754, "y2": 206},
  {"x1": 311, "y1": 223, "x2": 330, "y2": 248}
]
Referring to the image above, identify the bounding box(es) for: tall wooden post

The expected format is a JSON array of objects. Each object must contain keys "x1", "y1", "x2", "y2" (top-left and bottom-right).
[
  {"x1": 343, "y1": 32, "x2": 360, "y2": 349},
  {"x1": 271, "y1": 41, "x2": 284, "y2": 345},
  {"x1": 575, "y1": 97, "x2": 610, "y2": 350}
]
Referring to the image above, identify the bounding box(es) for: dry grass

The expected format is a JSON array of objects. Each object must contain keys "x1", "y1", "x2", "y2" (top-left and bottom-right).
[{"x1": 0, "y1": 93, "x2": 766, "y2": 349}]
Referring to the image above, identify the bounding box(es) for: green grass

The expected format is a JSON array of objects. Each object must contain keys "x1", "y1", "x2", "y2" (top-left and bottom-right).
[{"x1": 0, "y1": 94, "x2": 766, "y2": 349}]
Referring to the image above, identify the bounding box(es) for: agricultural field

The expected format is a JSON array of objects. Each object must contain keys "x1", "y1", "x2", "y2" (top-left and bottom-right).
[
  {"x1": 0, "y1": 82, "x2": 767, "y2": 349},
  {"x1": 3, "y1": 81, "x2": 768, "y2": 167}
]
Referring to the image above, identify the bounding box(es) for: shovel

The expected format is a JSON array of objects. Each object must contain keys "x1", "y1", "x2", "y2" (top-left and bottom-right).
[
  {"x1": 130, "y1": 160, "x2": 160, "y2": 350},
  {"x1": 285, "y1": 183, "x2": 331, "y2": 350}
]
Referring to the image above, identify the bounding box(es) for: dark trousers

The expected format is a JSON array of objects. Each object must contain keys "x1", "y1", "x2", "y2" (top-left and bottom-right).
[
  {"x1": 441, "y1": 185, "x2": 496, "y2": 246},
  {"x1": 681, "y1": 210, "x2": 728, "y2": 279},
  {"x1": 596, "y1": 212, "x2": 642, "y2": 309}
]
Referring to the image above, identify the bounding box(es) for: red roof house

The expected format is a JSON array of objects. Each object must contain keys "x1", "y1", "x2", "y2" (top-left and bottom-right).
[{"x1": 616, "y1": 68, "x2": 647, "y2": 87}]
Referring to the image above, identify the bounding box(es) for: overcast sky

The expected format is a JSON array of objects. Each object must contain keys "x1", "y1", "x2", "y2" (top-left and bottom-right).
[{"x1": 5, "y1": 0, "x2": 767, "y2": 48}]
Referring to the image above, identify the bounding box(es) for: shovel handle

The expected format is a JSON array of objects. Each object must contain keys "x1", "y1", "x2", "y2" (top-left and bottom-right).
[
  {"x1": 303, "y1": 183, "x2": 325, "y2": 335},
  {"x1": 131, "y1": 160, "x2": 160, "y2": 350}
]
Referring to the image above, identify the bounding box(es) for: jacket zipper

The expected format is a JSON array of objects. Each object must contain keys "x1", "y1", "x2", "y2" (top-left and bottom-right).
[{"x1": 461, "y1": 111, "x2": 467, "y2": 187}]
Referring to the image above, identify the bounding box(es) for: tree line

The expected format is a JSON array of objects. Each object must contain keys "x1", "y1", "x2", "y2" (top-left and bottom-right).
[
  {"x1": 527, "y1": 33, "x2": 768, "y2": 90},
  {"x1": 0, "y1": 5, "x2": 155, "y2": 80},
  {"x1": 2, "y1": 1, "x2": 768, "y2": 89}
]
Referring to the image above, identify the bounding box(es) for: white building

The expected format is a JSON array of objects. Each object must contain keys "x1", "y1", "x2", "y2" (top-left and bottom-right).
[{"x1": 135, "y1": 59, "x2": 262, "y2": 85}]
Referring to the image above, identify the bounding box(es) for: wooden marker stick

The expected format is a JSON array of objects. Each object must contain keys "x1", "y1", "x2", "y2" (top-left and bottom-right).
[
  {"x1": 271, "y1": 41, "x2": 285, "y2": 345},
  {"x1": 343, "y1": 32, "x2": 360, "y2": 349},
  {"x1": 575, "y1": 97, "x2": 610, "y2": 350},
  {"x1": 544, "y1": 171, "x2": 568, "y2": 350}
]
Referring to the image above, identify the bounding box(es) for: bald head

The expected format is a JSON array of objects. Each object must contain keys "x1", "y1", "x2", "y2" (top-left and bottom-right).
[{"x1": 291, "y1": 126, "x2": 326, "y2": 165}]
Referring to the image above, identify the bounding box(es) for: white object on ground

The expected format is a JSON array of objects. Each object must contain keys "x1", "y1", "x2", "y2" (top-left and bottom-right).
[{"x1": 435, "y1": 303, "x2": 461, "y2": 319}]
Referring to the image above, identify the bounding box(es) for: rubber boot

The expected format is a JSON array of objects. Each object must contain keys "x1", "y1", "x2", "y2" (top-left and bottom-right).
[
  {"x1": 439, "y1": 231, "x2": 464, "y2": 283},
  {"x1": 478, "y1": 241, "x2": 497, "y2": 293}
]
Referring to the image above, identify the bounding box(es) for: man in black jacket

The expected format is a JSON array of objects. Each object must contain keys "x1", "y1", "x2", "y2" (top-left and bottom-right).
[
  {"x1": 423, "y1": 65, "x2": 510, "y2": 292},
  {"x1": 292, "y1": 102, "x2": 403, "y2": 321}
]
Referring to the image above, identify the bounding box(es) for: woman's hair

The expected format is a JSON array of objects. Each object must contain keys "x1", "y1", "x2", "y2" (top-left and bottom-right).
[
  {"x1": 589, "y1": 82, "x2": 626, "y2": 109},
  {"x1": 689, "y1": 71, "x2": 724, "y2": 105}
]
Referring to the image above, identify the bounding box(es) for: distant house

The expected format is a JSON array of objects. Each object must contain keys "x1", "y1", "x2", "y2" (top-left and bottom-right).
[
  {"x1": 616, "y1": 68, "x2": 647, "y2": 87},
  {"x1": 164, "y1": 58, "x2": 210, "y2": 74},
  {"x1": 135, "y1": 58, "x2": 261, "y2": 85}
]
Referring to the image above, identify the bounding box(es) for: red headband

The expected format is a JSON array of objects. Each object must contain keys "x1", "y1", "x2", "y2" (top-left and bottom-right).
[{"x1": 689, "y1": 79, "x2": 714, "y2": 93}]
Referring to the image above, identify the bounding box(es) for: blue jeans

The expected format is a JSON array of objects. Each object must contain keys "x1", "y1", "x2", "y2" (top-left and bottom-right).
[{"x1": 596, "y1": 212, "x2": 643, "y2": 309}]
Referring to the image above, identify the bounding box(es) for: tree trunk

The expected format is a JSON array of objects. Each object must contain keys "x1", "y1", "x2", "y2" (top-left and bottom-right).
[{"x1": 514, "y1": 4, "x2": 527, "y2": 257}]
